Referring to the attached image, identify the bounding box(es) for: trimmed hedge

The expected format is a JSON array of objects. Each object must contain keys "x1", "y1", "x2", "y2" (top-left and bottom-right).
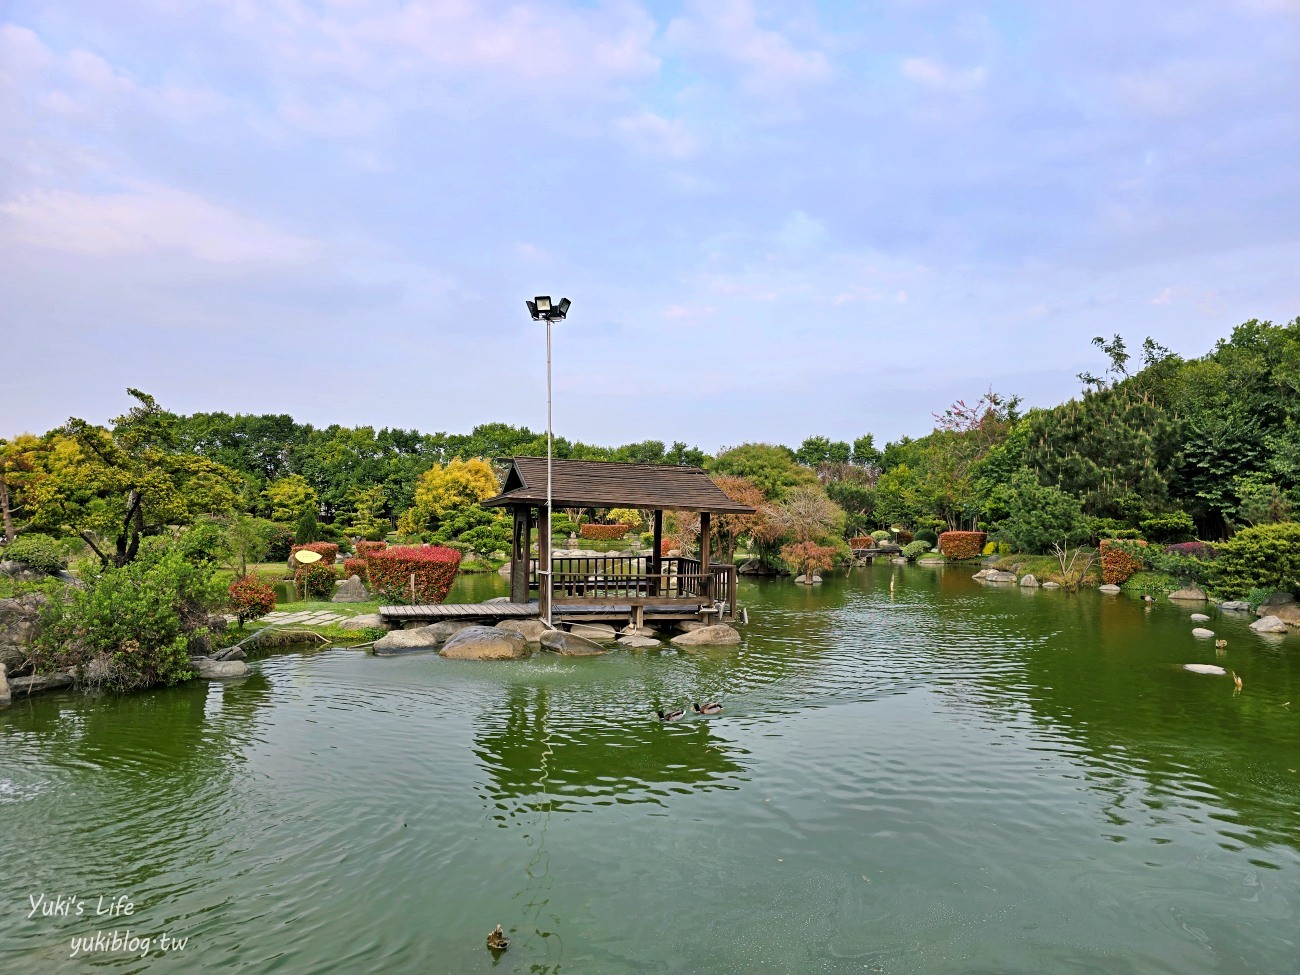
[
  {"x1": 366, "y1": 545, "x2": 462, "y2": 604},
  {"x1": 901, "y1": 540, "x2": 930, "y2": 560},
  {"x1": 343, "y1": 557, "x2": 368, "y2": 580},
  {"x1": 580, "y1": 523, "x2": 632, "y2": 540},
  {"x1": 1210, "y1": 522, "x2": 1300, "y2": 598},
  {"x1": 228, "y1": 575, "x2": 276, "y2": 623},
  {"x1": 1099, "y1": 539, "x2": 1147, "y2": 586},
  {"x1": 355, "y1": 540, "x2": 387, "y2": 558},
  {"x1": 2, "y1": 533, "x2": 68, "y2": 573},
  {"x1": 849, "y1": 536, "x2": 875, "y2": 549},
  {"x1": 894, "y1": 528, "x2": 915, "y2": 545},
  {"x1": 939, "y1": 531, "x2": 986, "y2": 560}
]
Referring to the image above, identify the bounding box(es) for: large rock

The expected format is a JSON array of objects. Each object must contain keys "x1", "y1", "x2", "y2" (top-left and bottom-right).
[
  {"x1": 618, "y1": 634, "x2": 661, "y2": 648},
  {"x1": 8, "y1": 672, "x2": 74, "y2": 695},
  {"x1": 539, "y1": 630, "x2": 607, "y2": 655},
  {"x1": 191, "y1": 656, "x2": 250, "y2": 679},
  {"x1": 1219, "y1": 601, "x2": 1250, "y2": 612},
  {"x1": 1258, "y1": 592, "x2": 1296, "y2": 610},
  {"x1": 619, "y1": 623, "x2": 659, "y2": 637},
  {"x1": 0, "y1": 561, "x2": 48, "y2": 583},
  {"x1": 1041, "y1": 582, "x2": 1061, "y2": 590},
  {"x1": 794, "y1": 573, "x2": 824, "y2": 583},
  {"x1": 0, "y1": 596, "x2": 42, "y2": 646},
  {"x1": 1191, "y1": 627, "x2": 1216, "y2": 638},
  {"x1": 0, "y1": 644, "x2": 25, "y2": 675},
  {"x1": 0, "y1": 663, "x2": 9, "y2": 708},
  {"x1": 1190, "y1": 613, "x2": 1210, "y2": 622},
  {"x1": 496, "y1": 618, "x2": 549, "y2": 643},
  {"x1": 677, "y1": 620, "x2": 708, "y2": 632},
  {"x1": 671, "y1": 624, "x2": 741, "y2": 647},
  {"x1": 1251, "y1": 616, "x2": 1290, "y2": 634},
  {"x1": 440, "y1": 626, "x2": 529, "y2": 660},
  {"x1": 1263, "y1": 602, "x2": 1300, "y2": 627},
  {"x1": 981, "y1": 571, "x2": 1018, "y2": 583},
  {"x1": 340, "y1": 614, "x2": 387, "y2": 631},
  {"x1": 737, "y1": 559, "x2": 778, "y2": 576},
  {"x1": 332, "y1": 574, "x2": 369, "y2": 603},
  {"x1": 1019, "y1": 574, "x2": 1039, "y2": 588},
  {"x1": 568, "y1": 623, "x2": 618, "y2": 640},
  {"x1": 1168, "y1": 587, "x2": 1208, "y2": 602},
  {"x1": 1098, "y1": 584, "x2": 1122, "y2": 594},
  {"x1": 373, "y1": 625, "x2": 450, "y2": 655}
]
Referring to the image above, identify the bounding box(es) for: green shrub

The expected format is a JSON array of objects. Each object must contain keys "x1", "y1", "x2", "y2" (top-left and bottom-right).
[
  {"x1": 1210, "y1": 522, "x2": 1300, "y2": 598},
  {"x1": 264, "y1": 523, "x2": 296, "y2": 562},
  {"x1": 295, "y1": 508, "x2": 320, "y2": 543},
  {"x1": 901, "y1": 540, "x2": 930, "y2": 560},
  {"x1": 295, "y1": 560, "x2": 339, "y2": 600},
  {"x1": 870, "y1": 530, "x2": 891, "y2": 542},
  {"x1": 1139, "y1": 511, "x2": 1196, "y2": 544},
  {"x1": 914, "y1": 528, "x2": 938, "y2": 547},
  {"x1": 1119, "y1": 570, "x2": 1179, "y2": 596},
  {"x1": 1245, "y1": 586, "x2": 1272, "y2": 610},
  {"x1": 35, "y1": 542, "x2": 221, "y2": 690},
  {"x1": 2, "y1": 533, "x2": 69, "y2": 573}
]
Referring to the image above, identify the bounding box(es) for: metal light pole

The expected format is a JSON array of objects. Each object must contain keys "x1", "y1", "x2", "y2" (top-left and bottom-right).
[{"x1": 526, "y1": 296, "x2": 571, "y2": 627}]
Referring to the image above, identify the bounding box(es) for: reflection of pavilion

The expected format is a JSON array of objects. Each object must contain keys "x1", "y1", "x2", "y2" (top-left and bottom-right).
[{"x1": 472, "y1": 685, "x2": 747, "y2": 819}]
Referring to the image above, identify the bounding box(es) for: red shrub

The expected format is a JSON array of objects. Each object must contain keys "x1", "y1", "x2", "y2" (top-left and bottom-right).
[
  {"x1": 939, "y1": 531, "x2": 987, "y2": 560},
  {"x1": 580, "y1": 523, "x2": 632, "y2": 540},
  {"x1": 660, "y1": 539, "x2": 675, "y2": 557},
  {"x1": 894, "y1": 528, "x2": 914, "y2": 545},
  {"x1": 365, "y1": 545, "x2": 462, "y2": 604},
  {"x1": 1099, "y1": 539, "x2": 1146, "y2": 585},
  {"x1": 290, "y1": 542, "x2": 338, "y2": 569},
  {"x1": 849, "y1": 536, "x2": 875, "y2": 549},
  {"x1": 343, "y1": 557, "x2": 368, "y2": 580},
  {"x1": 228, "y1": 575, "x2": 276, "y2": 623},
  {"x1": 355, "y1": 540, "x2": 387, "y2": 557}
]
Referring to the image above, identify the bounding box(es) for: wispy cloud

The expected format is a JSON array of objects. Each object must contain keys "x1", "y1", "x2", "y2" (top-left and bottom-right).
[{"x1": 666, "y1": 0, "x2": 830, "y2": 91}]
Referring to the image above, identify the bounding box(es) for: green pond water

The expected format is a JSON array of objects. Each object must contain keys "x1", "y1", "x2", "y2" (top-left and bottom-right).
[{"x1": 3, "y1": 565, "x2": 1298, "y2": 974}]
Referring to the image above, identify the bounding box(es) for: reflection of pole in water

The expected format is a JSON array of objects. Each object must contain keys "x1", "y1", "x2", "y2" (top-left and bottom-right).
[
  {"x1": 890, "y1": 573, "x2": 895, "y2": 602},
  {"x1": 513, "y1": 687, "x2": 564, "y2": 971}
]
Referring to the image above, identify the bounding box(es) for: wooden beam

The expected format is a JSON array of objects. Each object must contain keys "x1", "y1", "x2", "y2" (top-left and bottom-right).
[
  {"x1": 510, "y1": 505, "x2": 529, "y2": 603},
  {"x1": 651, "y1": 509, "x2": 663, "y2": 596},
  {"x1": 699, "y1": 511, "x2": 711, "y2": 599}
]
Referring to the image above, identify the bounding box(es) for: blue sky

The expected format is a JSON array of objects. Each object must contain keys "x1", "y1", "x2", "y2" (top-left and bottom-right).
[{"x1": 2, "y1": 0, "x2": 1297, "y2": 451}]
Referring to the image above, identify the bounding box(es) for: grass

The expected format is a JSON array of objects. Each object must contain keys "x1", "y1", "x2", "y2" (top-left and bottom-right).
[
  {"x1": 990, "y1": 550, "x2": 1103, "y2": 587},
  {"x1": 1120, "y1": 570, "x2": 1180, "y2": 596},
  {"x1": 267, "y1": 599, "x2": 382, "y2": 615}
]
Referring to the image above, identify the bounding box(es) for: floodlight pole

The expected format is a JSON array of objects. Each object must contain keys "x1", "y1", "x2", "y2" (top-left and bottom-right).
[{"x1": 527, "y1": 296, "x2": 570, "y2": 629}]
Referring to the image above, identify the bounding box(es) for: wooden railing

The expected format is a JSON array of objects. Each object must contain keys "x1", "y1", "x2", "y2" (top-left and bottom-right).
[{"x1": 528, "y1": 555, "x2": 738, "y2": 614}]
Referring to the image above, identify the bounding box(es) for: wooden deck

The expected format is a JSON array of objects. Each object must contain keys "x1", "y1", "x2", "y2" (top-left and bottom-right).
[{"x1": 379, "y1": 601, "x2": 542, "y2": 623}]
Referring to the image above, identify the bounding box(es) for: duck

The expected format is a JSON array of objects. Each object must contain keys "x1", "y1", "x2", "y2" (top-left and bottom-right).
[
  {"x1": 1142, "y1": 594, "x2": 1156, "y2": 603},
  {"x1": 486, "y1": 925, "x2": 509, "y2": 952},
  {"x1": 1215, "y1": 639, "x2": 1227, "y2": 650},
  {"x1": 1232, "y1": 671, "x2": 1243, "y2": 691},
  {"x1": 656, "y1": 707, "x2": 686, "y2": 722},
  {"x1": 693, "y1": 701, "x2": 723, "y2": 715}
]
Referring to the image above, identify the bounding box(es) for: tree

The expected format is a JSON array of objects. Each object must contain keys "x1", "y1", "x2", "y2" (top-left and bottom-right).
[
  {"x1": 265, "y1": 474, "x2": 319, "y2": 522},
  {"x1": 398, "y1": 458, "x2": 501, "y2": 543},
  {"x1": 709, "y1": 443, "x2": 817, "y2": 499},
  {"x1": 773, "y1": 486, "x2": 845, "y2": 545},
  {"x1": 988, "y1": 470, "x2": 1086, "y2": 554},
  {"x1": 0, "y1": 433, "x2": 46, "y2": 543},
  {"x1": 27, "y1": 390, "x2": 244, "y2": 567},
  {"x1": 795, "y1": 436, "x2": 851, "y2": 468}
]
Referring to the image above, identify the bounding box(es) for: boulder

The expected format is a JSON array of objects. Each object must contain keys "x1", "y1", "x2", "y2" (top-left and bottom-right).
[
  {"x1": 568, "y1": 623, "x2": 618, "y2": 640},
  {"x1": 618, "y1": 634, "x2": 661, "y2": 648},
  {"x1": 1190, "y1": 613, "x2": 1210, "y2": 622},
  {"x1": 0, "y1": 596, "x2": 42, "y2": 646},
  {"x1": 539, "y1": 630, "x2": 607, "y2": 655},
  {"x1": 1041, "y1": 582, "x2": 1061, "y2": 590},
  {"x1": 737, "y1": 559, "x2": 777, "y2": 576},
  {"x1": 619, "y1": 623, "x2": 659, "y2": 637},
  {"x1": 1191, "y1": 627, "x2": 1215, "y2": 638},
  {"x1": 1183, "y1": 663, "x2": 1227, "y2": 675},
  {"x1": 971, "y1": 569, "x2": 989, "y2": 580},
  {"x1": 191, "y1": 656, "x2": 250, "y2": 679},
  {"x1": 0, "y1": 644, "x2": 25, "y2": 675},
  {"x1": 982, "y1": 571, "x2": 1019, "y2": 583},
  {"x1": 1098, "y1": 584, "x2": 1121, "y2": 594},
  {"x1": 917, "y1": 556, "x2": 945, "y2": 565},
  {"x1": 496, "y1": 618, "x2": 549, "y2": 643},
  {"x1": 340, "y1": 614, "x2": 387, "y2": 631},
  {"x1": 497, "y1": 563, "x2": 513, "y2": 577},
  {"x1": 671, "y1": 624, "x2": 741, "y2": 647},
  {"x1": 1019, "y1": 574, "x2": 1039, "y2": 588},
  {"x1": 0, "y1": 663, "x2": 9, "y2": 708},
  {"x1": 1251, "y1": 615, "x2": 1290, "y2": 634},
  {"x1": 440, "y1": 626, "x2": 529, "y2": 660},
  {"x1": 1168, "y1": 587, "x2": 1208, "y2": 602},
  {"x1": 332, "y1": 574, "x2": 369, "y2": 603},
  {"x1": 373, "y1": 627, "x2": 445, "y2": 655},
  {"x1": 1219, "y1": 601, "x2": 1250, "y2": 612},
  {"x1": 8, "y1": 672, "x2": 74, "y2": 695},
  {"x1": 212, "y1": 646, "x2": 247, "y2": 662},
  {"x1": 677, "y1": 620, "x2": 708, "y2": 632},
  {"x1": 794, "y1": 574, "x2": 824, "y2": 583},
  {"x1": 1263, "y1": 602, "x2": 1300, "y2": 627},
  {"x1": 1258, "y1": 592, "x2": 1297, "y2": 610}
]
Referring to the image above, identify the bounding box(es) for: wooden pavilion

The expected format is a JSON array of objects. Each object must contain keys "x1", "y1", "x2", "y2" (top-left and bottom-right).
[{"x1": 480, "y1": 457, "x2": 755, "y2": 627}]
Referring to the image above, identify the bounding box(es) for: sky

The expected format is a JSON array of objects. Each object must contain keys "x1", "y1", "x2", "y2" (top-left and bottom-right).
[{"x1": 2, "y1": 0, "x2": 1298, "y2": 452}]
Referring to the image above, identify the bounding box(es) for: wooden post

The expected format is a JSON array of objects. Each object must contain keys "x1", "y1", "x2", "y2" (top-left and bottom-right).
[
  {"x1": 699, "y1": 511, "x2": 711, "y2": 600},
  {"x1": 651, "y1": 509, "x2": 663, "y2": 596},
  {"x1": 538, "y1": 502, "x2": 552, "y2": 624},
  {"x1": 510, "y1": 506, "x2": 529, "y2": 603}
]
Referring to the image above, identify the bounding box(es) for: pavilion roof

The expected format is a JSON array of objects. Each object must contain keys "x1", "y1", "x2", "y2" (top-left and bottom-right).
[{"x1": 482, "y1": 457, "x2": 756, "y2": 514}]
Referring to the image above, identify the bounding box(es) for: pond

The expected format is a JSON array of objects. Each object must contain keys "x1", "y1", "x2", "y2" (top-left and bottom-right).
[{"x1": 2, "y1": 564, "x2": 1298, "y2": 973}]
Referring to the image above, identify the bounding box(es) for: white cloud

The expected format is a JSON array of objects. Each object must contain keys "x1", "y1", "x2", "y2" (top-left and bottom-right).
[
  {"x1": 616, "y1": 111, "x2": 700, "y2": 159},
  {"x1": 0, "y1": 184, "x2": 321, "y2": 263},
  {"x1": 1151, "y1": 287, "x2": 1173, "y2": 305},
  {"x1": 901, "y1": 56, "x2": 987, "y2": 93},
  {"x1": 666, "y1": 0, "x2": 830, "y2": 92}
]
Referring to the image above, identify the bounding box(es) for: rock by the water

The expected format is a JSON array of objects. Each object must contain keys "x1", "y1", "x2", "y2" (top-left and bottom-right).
[
  {"x1": 1190, "y1": 613, "x2": 1210, "y2": 622},
  {"x1": 1258, "y1": 592, "x2": 1296, "y2": 610},
  {"x1": 971, "y1": 569, "x2": 989, "y2": 580},
  {"x1": 1219, "y1": 601, "x2": 1250, "y2": 612},
  {"x1": 1019, "y1": 574, "x2": 1039, "y2": 588},
  {"x1": 440, "y1": 626, "x2": 529, "y2": 660},
  {"x1": 496, "y1": 618, "x2": 549, "y2": 643},
  {"x1": 8, "y1": 672, "x2": 74, "y2": 694},
  {"x1": 1265, "y1": 602, "x2": 1300, "y2": 626},
  {"x1": 1, "y1": 644, "x2": 24, "y2": 674},
  {"x1": 212, "y1": 645, "x2": 246, "y2": 661},
  {"x1": 1183, "y1": 663, "x2": 1227, "y2": 675},
  {"x1": 1168, "y1": 587, "x2": 1208, "y2": 602},
  {"x1": 1191, "y1": 627, "x2": 1215, "y2": 638},
  {"x1": 619, "y1": 623, "x2": 658, "y2": 637},
  {"x1": 1041, "y1": 582, "x2": 1061, "y2": 590},
  {"x1": 0, "y1": 596, "x2": 43, "y2": 646},
  {"x1": 982, "y1": 570, "x2": 1019, "y2": 583},
  {"x1": 191, "y1": 656, "x2": 250, "y2": 679},
  {"x1": 0, "y1": 663, "x2": 9, "y2": 708},
  {"x1": 341, "y1": 614, "x2": 387, "y2": 631},
  {"x1": 671, "y1": 624, "x2": 741, "y2": 647},
  {"x1": 374, "y1": 627, "x2": 445, "y2": 655},
  {"x1": 618, "y1": 634, "x2": 661, "y2": 648},
  {"x1": 1251, "y1": 615, "x2": 1290, "y2": 634},
  {"x1": 332, "y1": 574, "x2": 369, "y2": 603},
  {"x1": 539, "y1": 630, "x2": 606, "y2": 655},
  {"x1": 568, "y1": 623, "x2": 617, "y2": 640},
  {"x1": 1098, "y1": 584, "x2": 1122, "y2": 594},
  {"x1": 794, "y1": 573, "x2": 824, "y2": 583},
  {"x1": 917, "y1": 556, "x2": 945, "y2": 565},
  {"x1": 737, "y1": 559, "x2": 778, "y2": 576}
]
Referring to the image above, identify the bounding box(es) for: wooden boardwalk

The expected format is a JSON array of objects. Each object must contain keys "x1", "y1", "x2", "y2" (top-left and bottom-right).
[{"x1": 379, "y1": 601, "x2": 541, "y2": 623}]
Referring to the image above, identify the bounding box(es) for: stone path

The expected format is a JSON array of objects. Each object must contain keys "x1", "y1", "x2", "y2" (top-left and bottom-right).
[{"x1": 259, "y1": 610, "x2": 350, "y2": 626}]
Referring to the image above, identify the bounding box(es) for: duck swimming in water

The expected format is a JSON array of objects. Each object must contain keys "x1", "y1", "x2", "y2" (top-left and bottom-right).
[
  {"x1": 486, "y1": 925, "x2": 509, "y2": 952},
  {"x1": 657, "y1": 707, "x2": 686, "y2": 722},
  {"x1": 693, "y1": 702, "x2": 723, "y2": 715}
]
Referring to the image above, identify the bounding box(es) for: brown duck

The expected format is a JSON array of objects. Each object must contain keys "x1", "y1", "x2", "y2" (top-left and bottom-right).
[{"x1": 486, "y1": 925, "x2": 509, "y2": 952}]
